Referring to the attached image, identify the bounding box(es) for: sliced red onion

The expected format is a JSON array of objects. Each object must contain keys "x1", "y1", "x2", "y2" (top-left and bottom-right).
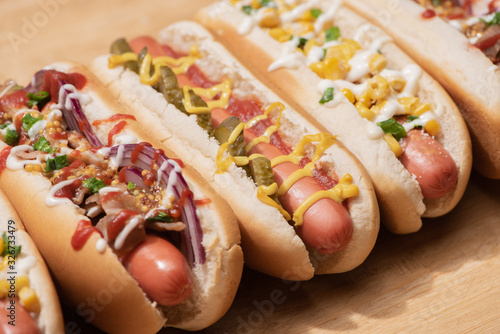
[
  {"x1": 56, "y1": 79, "x2": 103, "y2": 148},
  {"x1": 122, "y1": 166, "x2": 147, "y2": 190},
  {"x1": 100, "y1": 143, "x2": 205, "y2": 265}
]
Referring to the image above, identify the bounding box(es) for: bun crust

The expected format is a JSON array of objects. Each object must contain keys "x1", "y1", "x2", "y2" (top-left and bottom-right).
[
  {"x1": 91, "y1": 20, "x2": 380, "y2": 279},
  {"x1": 343, "y1": 0, "x2": 500, "y2": 179},
  {"x1": 0, "y1": 190, "x2": 65, "y2": 334},
  {"x1": 0, "y1": 61, "x2": 243, "y2": 333},
  {"x1": 196, "y1": 1, "x2": 472, "y2": 233}
]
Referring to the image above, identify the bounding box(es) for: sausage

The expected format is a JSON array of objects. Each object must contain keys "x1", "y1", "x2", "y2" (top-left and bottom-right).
[
  {"x1": 399, "y1": 129, "x2": 458, "y2": 199},
  {"x1": 211, "y1": 108, "x2": 353, "y2": 254},
  {"x1": 0, "y1": 299, "x2": 40, "y2": 334},
  {"x1": 123, "y1": 235, "x2": 194, "y2": 306}
]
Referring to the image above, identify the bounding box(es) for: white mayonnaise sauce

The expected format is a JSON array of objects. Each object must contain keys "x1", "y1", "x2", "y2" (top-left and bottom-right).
[{"x1": 114, "y1": 216, "x2": 142, "y2": 250}]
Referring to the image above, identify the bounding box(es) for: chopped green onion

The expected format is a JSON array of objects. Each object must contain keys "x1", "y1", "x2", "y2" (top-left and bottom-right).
[
  {"x1": 319, "y1": 87, "x2": 334, "y2": 104},
  {"x1": 27, "y1": 91, "x2": 49, "y2": 108},
  {"x1": 0, "y1": 124, "x2": 8, "y2": 129},
  {"x1": 2, "y1": 233, "x2": 21, "y2": 257},
  {"x1": 325, "y1": 26, "x2": 341, "y2": 42},
  {"x1": 127, "y1": 181, "x2": 136, "y2": 190},
  {"x1": 377, "y1": 119, "x2": 407, "y2": 140},
  {"x1": 431, "y1": 0, "x2": 441, "y2": 6},
  {"x1": 242, "y1": 5, "x2": 253, "y2": 15},
  {"x1": 407, "y1": 115, "x2": 419, "y2": 122},
  {"x1": 260, "y1": 0, "x2": 273, "y2": 7},
  {"x1": 4, "y1": 129, "x2": 19, "y2": 146},
  {"x1": 45, "y1": 155, "x2": 68, "y2": 172},
  {"x1": 33, "y1": 136, "x2": 55, "y2": 153},
  {"x1": 487, "y1": 12, "x2": 500, "y2": 26},
  {"x1": 22, "y1": 113, "x2": 43, "y2": 131},
  {"x1": 83, "y1": 177, "x2": 106, "y2": 194},
  {"x1": 146, "y1": 211, "x2": 173, "y2": 223},
  {"x1": 310, "y1": 8, "x2": 322, "y2": 19},
  {"x1": 297, "y1": 37, "x2": 308, "y2": 49}
]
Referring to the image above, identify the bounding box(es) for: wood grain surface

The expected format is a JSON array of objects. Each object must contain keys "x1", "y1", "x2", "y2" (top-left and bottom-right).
[{"x1": 1, "y1": 1, "x2": 500, "y2": 333}]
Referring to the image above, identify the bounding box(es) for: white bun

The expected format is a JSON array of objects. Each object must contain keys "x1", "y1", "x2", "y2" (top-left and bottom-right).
[
  {"x1": 0, "y1": 61, "x2": 244, "y2": 333},
  {"x1": 0, "y1": 189, "x2": 65, "y2": 334},
  {"x1": 196, "y1": 1, "x2": 472, "y2": 233},
  {"x1": 90, "y1": 20, "x2": 380, "y2": 280},
  {"x1": 344, "y1": 0, "x2": 500, "y2": 179}
]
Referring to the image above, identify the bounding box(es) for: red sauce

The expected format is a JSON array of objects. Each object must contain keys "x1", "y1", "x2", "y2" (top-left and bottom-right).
[
  {"x1": 107, "y1": 210, "x2": 139, "y2": 241},
  {"x1": 0, "y1": 146, "x2": 12, "y2": 174},
  {"x1": 186, "y1": 65, "x2": 217, "y2": 89},
  {"x1": 0, "y1": 90, "x2": 27, "y2": 116},
  {"x1": 299, "y1": 158, "x2": 338, "y2": 190},
  {"x1": 194, "y1": 198, "x2": 211, "y2": 206},
  {"x1": 107, "y1": 121, "x2": 127, "y2": 146},
  {"x1": 422, "y1": 8, "x2": 436, "y2": 18},
  {"x1": 225, "y1": 98, "x2": 293, "y2": 155},
  {"x1": 92, "y1": 114, "x2": 136, "y2": 126},
  {"x1": 49, "y1": 131, "x2": 68, "y2": 140},
  {"x1": 171, "y1": 158, "x2": 184, "y2": 168},
  {"x1": 143, "y1": 170, "x2": 155, "y2": 187},
  {"x1": 41, "y1": 70, "x2": 86, "y2": 104},
  {"x1": 178, "y1": 189, "x2": 193, "y2": 207},
  {"x1": 131, "y1": 142, "x2": 152, "y2": 164},
  {"x1": 54, "y1": 178, "x2": 82, "y2": 199},
  {"x1": 152, "y1": 148, "x2": 164, "y2": 170},
  {"x1": 71, "y1": 220, "x2": 102, "y2": 250}
]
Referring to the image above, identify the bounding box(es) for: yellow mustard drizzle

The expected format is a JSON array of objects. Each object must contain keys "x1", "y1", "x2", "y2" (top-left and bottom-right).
[
  {"x1": 108, "y1": 46, "x2": 201, "y2": 85},
  {"x1": 109, "y1": 45, "x2": 359, "y2": 224},
  {"x1": 214, "y1": 100, "x2": 358, "y2": 226},
  {"x1": 190, "y1": 79, "x2": 232, "y2": 110},
  {"x1": 293, "y1": 174, "x2": 359, "y2": 226},
  {"x1": 182, "y1": 86, "x2": 211, "y2": 115},
  {"x1": 257, "y1": 183, "x2": 292, "y2": 220}
]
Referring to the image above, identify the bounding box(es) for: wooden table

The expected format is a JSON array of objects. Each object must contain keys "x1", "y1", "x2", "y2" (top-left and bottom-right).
[{"x1": 2, "y1": 1, "x2": 500, "y2": 333}]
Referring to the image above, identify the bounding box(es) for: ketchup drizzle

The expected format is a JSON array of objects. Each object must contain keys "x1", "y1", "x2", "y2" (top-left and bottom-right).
[{"x1": 71, "y1": 220, "x2": 103, "y2": 250}]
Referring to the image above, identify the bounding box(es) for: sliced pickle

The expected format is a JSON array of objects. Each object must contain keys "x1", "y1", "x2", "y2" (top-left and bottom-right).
[
  {"x1": 157, "y1": 65, "x2": 186, "y2": 113},
  {"x1": 214, "y1": 116, "x2": 252, "y2": 178},
  {"x1": 186, "y1": 89, "x2": 213, "y2": 136},
  {"x1": 110, "y1": 38, "x2": 139, "y2": 73},
  {"x1": 250, "y1": 156, "x2": 279, "y2": 203}
]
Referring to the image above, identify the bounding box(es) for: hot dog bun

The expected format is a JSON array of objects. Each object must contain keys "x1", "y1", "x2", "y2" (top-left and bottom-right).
[
  {"x1": 196, "y1": 0, "x2": 472, "y2": 233},
  {"x1": 0, "y1": 62, "x2": 243, "y2": 333},
  {"x1": 343, "y1": 0, "x2": 500, "y2": 179},
  {"x1": 91, "y1": 20, "x2": 380, "y2": 280},
  {"x1": 0, "y1": 189, "x2": 64, "y2": 334}
]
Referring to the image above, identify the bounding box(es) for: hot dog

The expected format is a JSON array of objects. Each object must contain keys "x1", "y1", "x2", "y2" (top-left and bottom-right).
[
  {"x1": 0, "y1": 190, "x2": 64, "y2": 334},
  {"x1": 0, "y1": 62, "x2": 244, "y2": 333},
  {"x1": 342, "y1": 0, "x2": 500, "y2": 179},
  {"x1": 91, "y1": 21, "x2": 380, "y2": 280},
  {"x1": 196, "y1": 0, "x2": 472, "y2": 234}
]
